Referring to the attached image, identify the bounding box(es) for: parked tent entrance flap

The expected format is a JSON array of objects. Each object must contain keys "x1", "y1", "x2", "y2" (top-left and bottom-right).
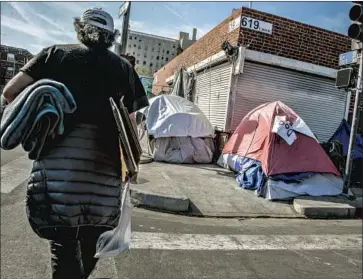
[{"x1": 222, "y1": 101, "x2": 340, "y2": 176}]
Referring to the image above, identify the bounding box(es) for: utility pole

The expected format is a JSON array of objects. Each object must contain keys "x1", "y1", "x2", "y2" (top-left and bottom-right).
[
  {"x1": 340, "y1": 2, "x2": 363, "y2": 194},
  {"x1": 343, "y1": 51, "x2": 362, "y2": 194},
  {"x1": 116, "y1": 1, "x2": 131, "y2": 56}
]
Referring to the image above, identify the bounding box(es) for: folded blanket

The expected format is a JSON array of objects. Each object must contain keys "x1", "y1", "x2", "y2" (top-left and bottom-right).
[{"x1": 0, "y1": 79, "x2": 77, "y2": 159}]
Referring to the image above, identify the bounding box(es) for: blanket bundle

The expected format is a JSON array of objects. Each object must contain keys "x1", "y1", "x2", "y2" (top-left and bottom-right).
[{"x1": 0, "y1": 79, "x2": 77, "y2": 159}]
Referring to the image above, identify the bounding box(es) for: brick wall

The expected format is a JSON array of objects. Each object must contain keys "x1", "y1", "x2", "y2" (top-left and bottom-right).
[
  {"x1": 153, "y1": 7, "x2": 352, "y2": 95},
  {"x1": 152, "y1": 8, "x2": 242, "y2": 94},
  {"x1": 239, "y1": 7, "x2": 350, "y2": 69}
]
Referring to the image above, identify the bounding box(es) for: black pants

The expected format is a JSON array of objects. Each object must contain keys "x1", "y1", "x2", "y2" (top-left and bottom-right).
[{"x1": 50, "y1": 229, "x2": 102, "y2": 279}]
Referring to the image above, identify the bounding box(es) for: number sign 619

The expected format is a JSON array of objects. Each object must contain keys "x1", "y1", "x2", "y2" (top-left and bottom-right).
[{"x1": 241, "y1": 16, "x2": 273, "y2": 35}]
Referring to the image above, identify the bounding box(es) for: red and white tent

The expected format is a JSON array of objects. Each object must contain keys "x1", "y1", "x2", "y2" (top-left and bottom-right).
[{"x1": 223, "y1": 101, "x2": 340, "y2": 176}]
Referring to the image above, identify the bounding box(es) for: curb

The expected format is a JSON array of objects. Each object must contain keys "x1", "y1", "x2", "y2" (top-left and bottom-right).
[
  {"x1": 130, "y1": 187, "x2": 190, "y2": 213},
  {"x1": 293, "y1": 196, "x2": 358, "y2": 219}
]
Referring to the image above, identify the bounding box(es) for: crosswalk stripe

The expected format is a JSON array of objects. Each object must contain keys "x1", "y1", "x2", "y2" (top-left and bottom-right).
[
  {"x1": 1, "y1": 155, "x2": 32, "y2": 193},
  {"x1": 130, "y1": 232, "x2": 362, "y2": 251}
]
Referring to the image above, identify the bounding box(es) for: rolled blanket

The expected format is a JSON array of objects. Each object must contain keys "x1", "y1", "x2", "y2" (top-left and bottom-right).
[{"x1": 0, "y1": 79, "x2": 77, "y2": 159}]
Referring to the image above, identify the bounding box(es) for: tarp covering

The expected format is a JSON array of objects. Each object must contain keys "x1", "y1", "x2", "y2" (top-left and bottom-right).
[
  {"x1": 262, "y1": 173, "x2": 344, "y2": 200},
  {"x1": 139, "y1": 76, "x2": 154, "y2": 98},
  {"x1": 170, "y1": 68, "x2": 195, "y2": 100},
  {"x1": 218, "y1": 153, "x2": 345, "y2": 200},
  {"x1": 139, "y1": 95, "x2": 214, "y2": 138},
  {"x1": 222, "y1": 101, "x2": 340, "y2": 176},
  {"x1": 329, "y1": 119, "x2": 363, "y2": 160},
  {"x1": 153, "y1": 137, "x2": 214, "y2": 164}
]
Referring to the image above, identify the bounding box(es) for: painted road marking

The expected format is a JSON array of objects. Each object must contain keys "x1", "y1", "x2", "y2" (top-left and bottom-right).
[
  {"x1": 1, "y1": 155, "x2": 32, "y2": 194},
  {"x1": 130, "y1": 232, "x2": 362, "y2": 251}
]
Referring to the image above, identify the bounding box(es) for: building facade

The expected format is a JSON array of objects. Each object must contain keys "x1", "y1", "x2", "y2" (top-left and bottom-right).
[
  {"x1": 153, "y1": 7, "x2": 352, "y2": 143},
  {"x1": 125, "y1": 29, "x2": 196, "y2": 77},
  {"x1": 0, "y1": 45, "x2": 32, "y2": 93},
  {"x1": 125, "y1": 30, "x2": 179, "y2": 77}
]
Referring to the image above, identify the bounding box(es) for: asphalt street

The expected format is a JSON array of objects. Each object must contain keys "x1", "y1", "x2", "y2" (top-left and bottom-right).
[{"x1": 1, "y1": 148, "x2": 362, "y2": 279}]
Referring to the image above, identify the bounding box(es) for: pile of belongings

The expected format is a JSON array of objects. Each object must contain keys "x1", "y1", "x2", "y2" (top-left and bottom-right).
[
  {"x1": 137, "y1": 95, "x2": 215, "y2": 164},
  {"x1": 217, "y1": 101, "x2": 345, "y2": 200},
  {"x1": 327, "y1": 119, "x2": 363, "y2": 186}
]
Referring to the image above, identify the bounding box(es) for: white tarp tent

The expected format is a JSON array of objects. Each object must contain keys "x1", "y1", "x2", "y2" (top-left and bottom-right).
[
  {"x1": 138, "y1": 95, "x2": 215, "y2": 163},
  {"x1": 140, "y1": 95, "x2": 214, "y2": 138}
]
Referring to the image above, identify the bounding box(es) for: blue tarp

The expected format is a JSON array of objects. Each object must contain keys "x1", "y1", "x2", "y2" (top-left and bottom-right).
[
  {"x1": 139, "y1": 76, "x2": 155, "y2": 98},
  {"x1": 329, "y1": 119, "x2": 363, "y2": 160},
  {"x1": 234, "y1": 156, "x2": 266, "y2": 193},
  {"x1": 270, "y1": 172, "x2": 316, "y2": 182}
]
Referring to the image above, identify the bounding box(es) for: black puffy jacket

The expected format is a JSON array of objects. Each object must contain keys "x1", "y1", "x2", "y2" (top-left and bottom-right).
[{"x1": 26, "y1": 123, "x2": 121, "y2": 241}]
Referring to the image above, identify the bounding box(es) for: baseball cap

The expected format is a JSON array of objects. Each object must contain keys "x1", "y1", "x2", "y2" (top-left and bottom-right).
[{"x1": 81, "y1": 7, "x2": 114, "y2": 33}]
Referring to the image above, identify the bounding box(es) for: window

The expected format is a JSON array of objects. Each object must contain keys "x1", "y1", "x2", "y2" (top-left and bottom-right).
[
  {"x1": 7, "y1": 53, "x2": 15, "y2": 62},
  {"x1": 150, "y1": 63, "x2": 153, "y2": 67},
  {"x1": 162, "y1": 50, "x2": 165, "y2": 53},
  {"x1": 145, "y1": 46, "x2": 148, "y2": 50},
  {"x1": 158, "y1": 43, "x2": 161, "y2": 46},
  {"x1": 144, "y1": 54, "x2": 147, "y2": 58},
  {"x1": 133, "y1": 52, "x2": 135, "y2": 55},
  {"x1": 151, "y1": 48, "x2": 154, "y2": 52},
  {"x1": 156, "y1": 56, "x2": 159, "y2": 60},
  {"x1": 173, "y1": 45, "x2": 176, "y2": 48},
  {"x1": 161, "y1": 57, "x2": 164, "y2": 60},
  {"x1": 137, "y1": 53, "x2": 140, "y2": 57},
  {"x1": 6, "y1": 67, "x2": 14, "y2": 76},
  {"x1": 143, "y1": 61, "x2": 146, "y2": 65},
  {"x1": 134, "y1": 44, "x2": 136, "y2": 47},
  {"x1": 134, "y1": 36, "x2": 137, "y2": 40},
  {"x1": 166, "y1": 50, "x2": 170, "y2": 54},
  {"x1": 136, "y1": 60, "x2": 139, "y2": 64},
  {"x1": 139, "y1": 39, "x2": 142, "y2": 42},
  {"x1": 129, "y1": 36, "x2": 132, "y2": 40},
  {"x1": 138, "y1": 46, "x2": 141, "y2": 49},
  {"x1": 166, "y1": 57, "x2": 169, "y2": 62}
]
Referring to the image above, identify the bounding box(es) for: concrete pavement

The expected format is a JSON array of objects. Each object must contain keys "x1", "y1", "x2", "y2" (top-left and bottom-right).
[
  {"x1": 133, "y1": 162, "x2": 362, "y2": 218},
  {"x1": 1, "y1": 180, "x2": 362, "y2": 278},
  {"x1": 132, "y1": 162, "x2": 300, "y2": 218}
]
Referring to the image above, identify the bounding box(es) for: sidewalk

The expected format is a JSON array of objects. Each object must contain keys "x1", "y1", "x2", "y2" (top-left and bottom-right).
[
  {"x1": 131, "y1": 162, "x2": 300, "y2": 218},
  {"x1": 131, "y1": 162, "x2": 362, "y2": 219}
]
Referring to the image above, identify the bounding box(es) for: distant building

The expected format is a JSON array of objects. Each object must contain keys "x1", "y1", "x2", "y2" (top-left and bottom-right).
[
  {"x1": 0, "y1": 45, "x2": 32, "y2": 92},
  {"x1": 125, "y1": 29, "x2": 197, "y2": 77},
  {"x1": 179, "y1": 28, "x2": 197, "y2": 50}
]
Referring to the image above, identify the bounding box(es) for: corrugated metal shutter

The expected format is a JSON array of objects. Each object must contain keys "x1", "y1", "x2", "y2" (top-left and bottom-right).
[
  {"x1": 194, "y1": 62, "x2": 232, "y2": 131},
  {"x1": 231, "y1": 61, "x2": 346, "y2": 142}
]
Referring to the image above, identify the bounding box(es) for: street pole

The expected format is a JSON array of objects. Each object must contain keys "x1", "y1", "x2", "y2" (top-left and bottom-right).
[
  {"x1": 343, "y1": 49, "x2": 362, "y2": 194},
  {"x1": 120, "y1": 1, "x2": 131, "y2": 56}
]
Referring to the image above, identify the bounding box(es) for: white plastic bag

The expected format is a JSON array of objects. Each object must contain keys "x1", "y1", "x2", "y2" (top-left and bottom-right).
[{"x1": 94, "y1": 181, "x2": 133, "y2": 258}]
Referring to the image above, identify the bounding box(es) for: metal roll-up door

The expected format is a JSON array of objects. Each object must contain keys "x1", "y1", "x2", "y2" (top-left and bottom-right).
[
  {"x1": 194, "y1": 62, "x2": 233, "y2": 131},
  {"x1": 230, "y1": 61, "x2": 346, "y2": 142}
]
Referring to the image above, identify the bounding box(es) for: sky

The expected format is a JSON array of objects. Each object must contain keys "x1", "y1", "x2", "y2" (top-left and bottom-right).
[{"x1": 0, "y1": 1, "x2": 353, "y2": 55}]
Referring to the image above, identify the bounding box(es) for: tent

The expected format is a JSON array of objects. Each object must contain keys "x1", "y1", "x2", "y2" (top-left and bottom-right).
[
  {"x1": 138, "y1": 95, "x2": 215, "y2": 163},
  {"x1": 219, "y1": 101, "x2": 343, "y2": 200},
  {"x1": 329, "y1": 119, "x2": 363, "y2": 160}
]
